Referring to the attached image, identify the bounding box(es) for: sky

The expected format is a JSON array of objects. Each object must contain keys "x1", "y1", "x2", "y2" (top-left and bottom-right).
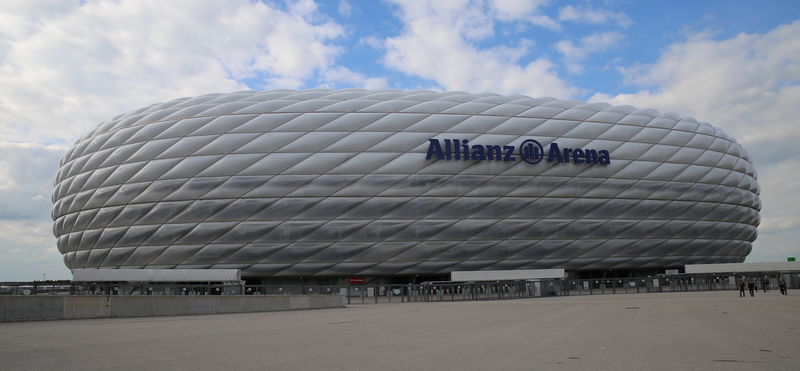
[{"x1": 0, "y1": 0, "x2": 798, "y2": 281}]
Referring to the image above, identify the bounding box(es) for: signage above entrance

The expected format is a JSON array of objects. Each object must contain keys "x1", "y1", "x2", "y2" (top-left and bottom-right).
[{"x1": 349, "y1": 277, "x2": 366, "y2": 284}]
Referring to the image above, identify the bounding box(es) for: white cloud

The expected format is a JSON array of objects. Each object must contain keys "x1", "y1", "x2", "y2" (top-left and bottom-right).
[
  {"x1": 556, "y1": 31, "x2": 623, "y2": 74},
  {"x1": 590, "y1": 21, "x2": 800, "y2": 262},
  {"x1": 0, "y1": 219, "x2": 67, "y2": 281},
  {"x1": 753, "y1": 159, "x2": 800, "y2": 239},
  {"x1": 338, "y1": 0, "x2": 352, "y2": 18},
  {"x1": 558, "y1": 5, "x2": 631, "y2": 28},
  {"x1": 0, "y1": 142, "x2": 66, "y2": 220},
  {"x1": 0, "y1": 142, "x2": 70, "y2": 280},
  {"x1": 0, "y1": 219, "x2": 55, "y2": 248},
  {"x1": 489, "y1": 0, "x2": 559, "y2": 30},
  {"x1": 383, "y1": 0, "x2": 578, "y2": 98},
  {"x1": 0, "y1": 0, "x2": 346, "y2": 144},
  {"x1": 357, "y1": 36, "x2": 384, "y2": 50},
  {"x1": 591, "y1": 21, "x2": 800, "y2": 151},
  {"x1": 321, "y1": 66, "x2": 389, "y2": 90}
]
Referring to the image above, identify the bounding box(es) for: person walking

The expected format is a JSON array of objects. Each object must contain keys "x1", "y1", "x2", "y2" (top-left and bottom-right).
[
  {"x1": 762, "y1": 277, "x2": 769, "y2": 292},
  {"x1": 747, "y1": 280, "x2": 756, "y2": 297},
  {"x1": 738, "y1": 280, "x2": 746, "y2": 297},
  {"x1": 779, "y1": 279, "x2": 788, "y2": 296}
]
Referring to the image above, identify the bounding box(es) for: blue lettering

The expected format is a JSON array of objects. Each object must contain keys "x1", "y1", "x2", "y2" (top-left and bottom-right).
[
  {"x1": 426, "y1": 138, "x2": 610, "y2": 166},
  {"x1": 584, "y1": 149, "x2": 598, "y2": 164},
  {"x1": 573, "y1": 148, "x2": 585, "y2": 164},
  {"x1": 562, "y1": 148, "x2": 572, "y2": 163},
  {"x1": 471, "y1": 145, "x2": 486, "y2": 160},
  {"x1": 503, "y1": 146, "x2": 516, "y2": 161},
  {"x1": 426, "y1": 139, "x2": 444, "y2": 160},
  {"x1": 547, "y1": 143, "x2": 562, "y2": 163},
  {"x1": 598, "y1": 150, "x2": 611, "y2": 165},
  {"x1": 486, "y1": 145, "x2": 502, "y2": 161}
]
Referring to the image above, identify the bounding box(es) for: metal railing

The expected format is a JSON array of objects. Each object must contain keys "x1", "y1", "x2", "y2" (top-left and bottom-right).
[
  {"x1": 2, "y1": 272, "x2": 798, "y2": 304},
  {"x1": 0, "y1": 282, "x2": 344, "y2": 297},
  {"x1": 342, "y1": 272, "x2": 800, "y2": 304},
  {"x1": 341, "y1": 279, "x2": 562, "y2": 304}
]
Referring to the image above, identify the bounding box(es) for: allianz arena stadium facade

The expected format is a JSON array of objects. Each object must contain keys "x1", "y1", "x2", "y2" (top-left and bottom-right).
[{"x1": 52, "y1": 89, "x2": 760, "y2": 281}]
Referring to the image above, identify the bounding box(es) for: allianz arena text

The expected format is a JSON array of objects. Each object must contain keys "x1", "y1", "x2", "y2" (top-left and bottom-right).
[{"x1": 52, "y1": 90, "x2": 760, "y2": 279}]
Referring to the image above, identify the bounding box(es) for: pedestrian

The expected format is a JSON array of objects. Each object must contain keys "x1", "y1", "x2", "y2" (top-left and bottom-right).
[
  {"x1": 762, "y1": 278, "x2": 769, "y2": 292},
  {"x1": 747, "y1": 280, "x2": 755, "y2": 297},
  {"x1": 779, "y1": 279, "x2": 788, "y2": 296},
  {"x1": 738, "y1": 280, "x2": 746, "y2": 297}
]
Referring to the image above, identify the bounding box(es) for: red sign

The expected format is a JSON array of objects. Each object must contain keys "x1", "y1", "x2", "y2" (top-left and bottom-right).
[{"x1": 349, "y1": 277, "x2": 366, "y2": 284}]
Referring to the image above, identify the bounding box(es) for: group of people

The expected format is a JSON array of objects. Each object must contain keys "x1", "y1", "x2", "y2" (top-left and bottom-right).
[{"x1": 737, "y1": 277, "x2": 789, "y2": 297}]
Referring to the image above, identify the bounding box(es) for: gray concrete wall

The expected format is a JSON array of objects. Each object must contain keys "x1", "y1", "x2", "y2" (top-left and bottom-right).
[{"x1": 0, "y1": 295, "x2": 344, "y2": 322}]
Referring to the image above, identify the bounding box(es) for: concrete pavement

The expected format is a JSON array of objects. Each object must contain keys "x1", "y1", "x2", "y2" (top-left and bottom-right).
[{"x1": 0, "y1": 290, "x2": 797, "y2": 370}]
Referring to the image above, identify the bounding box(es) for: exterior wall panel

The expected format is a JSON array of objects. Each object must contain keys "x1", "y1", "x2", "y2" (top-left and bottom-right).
[{"x1": 52, "y1": 90, "x2": 761, "y2": 276}]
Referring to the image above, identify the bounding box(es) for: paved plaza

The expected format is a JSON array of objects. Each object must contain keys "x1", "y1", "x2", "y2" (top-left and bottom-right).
[{"x1": 0, "y1": 290, "x2": 797, "y2": 370}]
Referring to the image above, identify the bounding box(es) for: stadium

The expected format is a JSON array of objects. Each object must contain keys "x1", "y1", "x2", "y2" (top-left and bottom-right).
[{"x1": 51, "y1": 89, "x2": 761, "y2": 284}]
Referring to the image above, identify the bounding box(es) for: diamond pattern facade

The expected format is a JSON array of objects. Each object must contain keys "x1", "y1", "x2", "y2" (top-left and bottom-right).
[{"x1": 52, "y1": 89, "x2": 760, "y2": 277}]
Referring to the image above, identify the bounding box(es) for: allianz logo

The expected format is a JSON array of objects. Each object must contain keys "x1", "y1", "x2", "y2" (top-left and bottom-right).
[{"x1": 425, "y1": 138, "x2": 611, "y2": 165}]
